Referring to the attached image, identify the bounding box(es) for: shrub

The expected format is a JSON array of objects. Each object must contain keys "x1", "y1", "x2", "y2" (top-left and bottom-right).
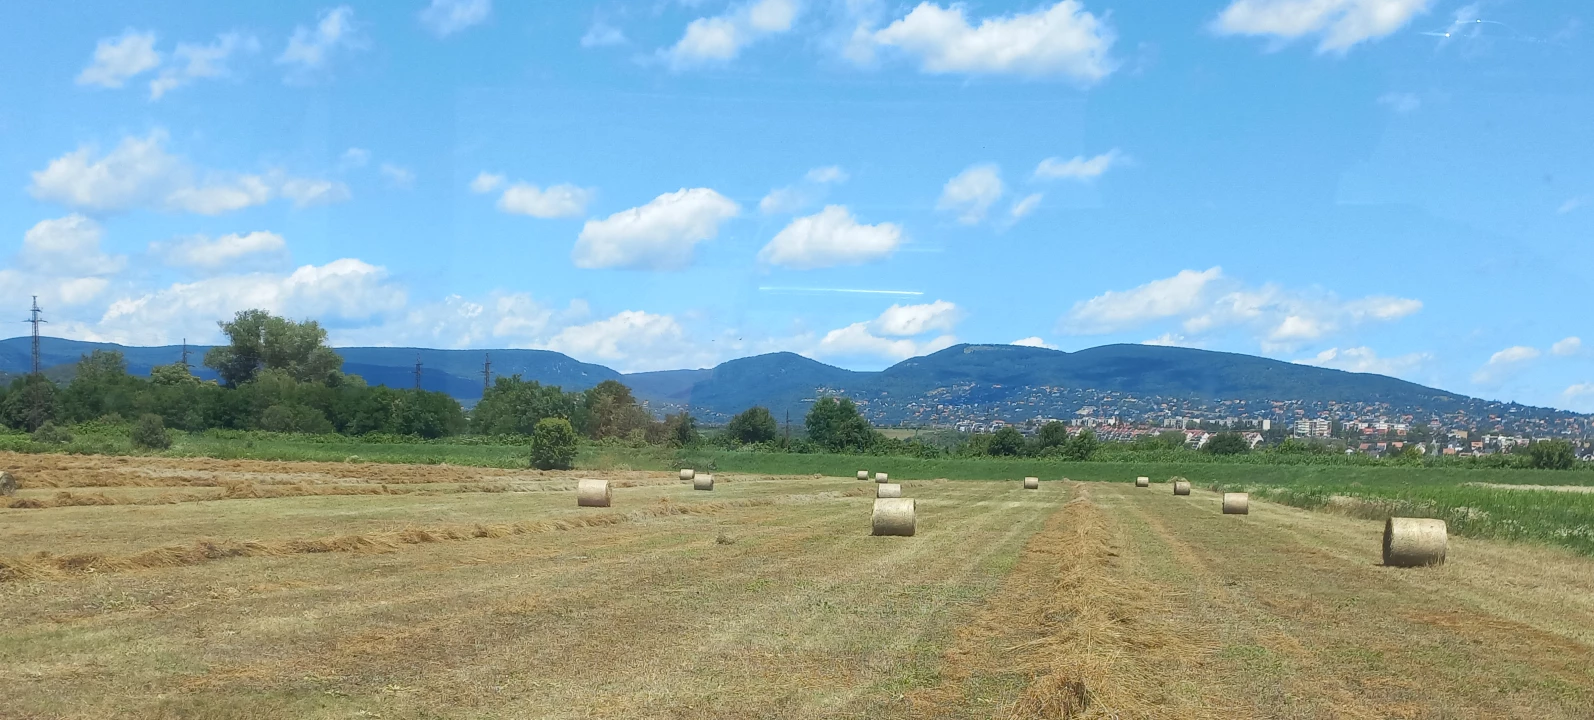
[
  {"x1": 1528, "y1": 439, "x2": 1576, "y2": 470},
  {"x1": 30, "y1": 421, "x2": 73, "y2": 444},
  {"x1": 131, "y1": 413, "x2": 172, "y2": 450},
  {"x1": 987, "y1": 426, "x2": 1026, "y2": 456},
  {"x1": 529, "y1": 417, "x2": 578, "y2": 470},
  {"x1": 1203, "y1": 432, "x2": 1251, "y2": 456}
]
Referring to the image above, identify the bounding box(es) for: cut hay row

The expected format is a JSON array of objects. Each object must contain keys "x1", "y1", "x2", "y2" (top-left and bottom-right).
[
  {"x1": 0, "y1": 497, "x2": 777, "y2": 584},
  {"x1": 3, "y1": 481, "x2": 524, "y2": 509}
]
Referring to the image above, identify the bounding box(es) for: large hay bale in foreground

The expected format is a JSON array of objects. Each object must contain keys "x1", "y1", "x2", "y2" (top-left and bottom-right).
[
  {"x1": 1173, "y1": 480, "x2": 1191, "y2": 496},
  {"x1": 1222, "y1": 492, "x2": 1249, "y2": 514},
  {"x1": 0, "y1": 471, "x2": 15, "y2": 497},
  {"x1": 877, "y1": 483, "x2": 902, "y2": 498},
  {"x1": 1023, "y1": 477, "x2": 1039, "y2": 490},
  {"x1": 1383, "y1": 517, "x2": 1447, "y2": 567},
  {"x1": 872, "y1": 498, "x2": 915, "y2": 536},
  {"x1": 576, "y1": 479, "x2": 611, "y2": 507},
  {"x1": 875, "y1": 472, "x2": 889, "y2": 483},
  {"x1": 1135, "y1": 476, "x2": 1150, "y2": 488},
  {"x1": 693, "y1": 474, "x2": 714, "y2": 491},
  {"x1": 679, "y1": 468, "x2": 695, "y2": 481},
  {"x1": 857, "y1": 470, "x2": 869, "y2": 481}
]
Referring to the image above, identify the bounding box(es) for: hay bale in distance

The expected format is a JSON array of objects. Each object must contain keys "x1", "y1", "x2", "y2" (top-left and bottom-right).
[
  {"x1": 576, "y1": 479, "x2": 611, "y2": 507},
  {"x1": 875, "y1": 472, "x2": 889, "y2": 483},
  {"x1": 0, "y1": 471, "x2": 15, "y2": 497},
  {"x1": 1135, "y1": 476, "x2": 1150, "y2": 488},
  {"x1": 857, "y1": 470, "x2": 869, "y2": 481},
  {"x1": 1173, "y1": 480, "x2": 1191, "y2": 496},
  {"x1": 1222, "y1": 493, "x2": 1249, "y2": 515},
  {"x1": 679, "y1": 468, "x2": 695, "y2": 481},
  {"x1": 872, "y1": 498, "x2": 915, "y2": 536},
  {"x1": 1383, "y1": 517, "x2": 1447, "y2": 567},
  {"x1": 693, "y1": 474, "x2": 714, "y2": 491},
  {"x1": 877, "y1": 483, "x2": 902, "y2": 498},
  {"x1": 1023, "y1": 476, "x2": 1040, "y2": 490}
]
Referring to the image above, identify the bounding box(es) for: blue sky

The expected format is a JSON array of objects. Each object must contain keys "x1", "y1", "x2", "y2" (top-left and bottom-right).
[{"x1": 0, "y1": 0, "x2": 1589, "y2": 410}]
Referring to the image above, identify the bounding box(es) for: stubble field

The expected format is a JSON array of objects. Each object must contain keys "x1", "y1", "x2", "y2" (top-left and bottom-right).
[{"x1": 2, "y1": 452, "x2": 1593, "y2": 719}]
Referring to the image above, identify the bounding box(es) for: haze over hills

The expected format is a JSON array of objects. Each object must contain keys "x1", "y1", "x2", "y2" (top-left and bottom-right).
[{"x1": 1, "y1": 337, "x2": 1584, "y2": 431}]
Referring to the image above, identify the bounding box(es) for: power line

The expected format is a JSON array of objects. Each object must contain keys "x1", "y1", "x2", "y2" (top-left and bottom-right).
[
  {"x1": 181, "y1": 338, "x2": 191, "y2": 370},
  {"x1": 26, "y1": 296, "x2": 45, "y2": 376},
  {"x1": 413, "y1": 354, "x2": 423, "y2": 391},
  {"x1": 482, "y1": 352, "x2": 492, "y2": 396}
]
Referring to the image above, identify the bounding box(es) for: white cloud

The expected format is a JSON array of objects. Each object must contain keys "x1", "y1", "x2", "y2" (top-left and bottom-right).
[
  {"x1": 1142, "y1": 333, "x2": 1199, "y2": 347},
  {"x1": 665, "y1": 0, "x2": 801, "y2": 69},
  {"x1": 938, "y1": 164, "x2": 1004, "y2": 224},
  {"x1": 809, "y1": 300, "x2": 961, "y2": 361},
  {"x1": 760, "y1": 165, "x2": 849, "y2": 215},
  {"x1": 758, "y1": 205, "x2": 902, "y2": 269},
  {"x1": 1034, "y1": 149, "x2": 1121, "y2": 180},
  {"x1": 573, "y1": 188, "x2": 740, "y2": 270},
  {"x1": 420, "y1": 0, "x2": 491, "y2": 36},
  {"x1": 470, "y1": 172, "x2": 506, "y2": 194},
  {"x1": 759, "y1": 187, "x2": 807, "y2": 215},
  {"x1": 1296, "y1": 346, "x2": 1431, "y2": 377},
  {"x1": 1008, "y1": 193, "x2": 1043, "y2": 221},
  {"x1": 544, "y1": 310, "x2": 694, "y2": 370},
  {"x1": 165, "y1": 175, "x2": 275, "y2": 215},
  {"x1": 1063, "y1": 267, "x2": 1423, "y2": 349},
  {"x1": 339, "y1": 147, "x2": 371, "y2": 170},
  {"x1": 805, "y1": 166, "x2": 849, "y2": 184},
  {"x1": 334, "y1": 293, "x2": 589, "y2": 350},
  {"x1": 581, "y1": 22, "x2": 627, "y2": 48},
  {"x1": 150, "y1": 32, "x2": 260, "y2": 99},
  {"x1": 1552, "y1": 337, "x2": 1582, "y2": 357},
  {"x1": 1377, "y1": 91, "x2": 1420, "y2": 114},
  {"x1": 856, "y1": 1, "x2": 1116, "y2": 82},
  {"x1": 281, "y1": 178, "x2": 352, "y2": 208},
  {"x1": 380, "y1": 163, "x2": 416, "y2": 188},
  {"x1": 278, "y1": 5, "x2": 362, "y2": 72},
  {"x1": 1212, "y1": 0, "x2": 1436, "y2": 53},
  {"x1": 1012, "y1": 336, "x2": 1057, "y2": 349},
  {"x1": 497, "y1": 182, "x2": 593, "y2": 218},
  {"x1": 77, "y1": 30, "x2": 161, "y2": 88},
  {"x1": 1472, "y1": 345, "x2": 1541, "y2": 385},
  {"x1": 19, "y1": 215, "x2": 126, "y2": 277},
  {"x1": 1559, "y1": 196, "x2": 1588, "y2": 215},
  {"x1": 1564, "y1": 383, "x2": 1594, "y2": 409},
  {"x1": 871, "y1": 300, "x2": 959, "y2": 337},
  {"x1": 154, "y1": 231, "x2": 288, "y2": 272}
]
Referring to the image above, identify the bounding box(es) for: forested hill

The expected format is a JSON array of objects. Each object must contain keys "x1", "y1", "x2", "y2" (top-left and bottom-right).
[{"x1": 0, "y1": 337, "x2": 1574, "y2": 425}]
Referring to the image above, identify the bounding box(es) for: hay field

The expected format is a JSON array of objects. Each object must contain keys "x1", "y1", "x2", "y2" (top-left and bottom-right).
[{"x1": 3, "y1": 454, "x2": 1593, "y2": 719}]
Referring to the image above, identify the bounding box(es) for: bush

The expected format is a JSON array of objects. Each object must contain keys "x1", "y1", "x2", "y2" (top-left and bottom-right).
[
  {"x1": 30, "y1": 421, "x2": 73, "y2": 444},
  {"x1": 1528, "y1": 439, "x2": 1576, "y2": 470},
  {"x1": 529, "y1": 417, "x2": 578, "y2": 470},
  {"x1": 987, "y1": 426, "x2": 1026, "y2": 456},
  {"x1": 1203, "y1": 432, "x2": 1251, "y2": 456},
  {"x1": 131, "y1": 413, "x2": 172, "y2": 450}
]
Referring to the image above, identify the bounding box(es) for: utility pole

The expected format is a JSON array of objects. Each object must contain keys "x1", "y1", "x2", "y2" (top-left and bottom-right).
[
  {"x1": 784, "y1": 409, "x2": 791, "y2": 443},
  {"x1": 26, "y1": 296, "x2": 45, "y2": 376},
  {"x1": 413, "y1": 354, "x2": 423, "y2": 391},
  {"x1": 181, "y1": 338, "x2": 192, "y2": 370},
  {"x1": 482, "y1": 352, "x2": 492, "y2": 396}
]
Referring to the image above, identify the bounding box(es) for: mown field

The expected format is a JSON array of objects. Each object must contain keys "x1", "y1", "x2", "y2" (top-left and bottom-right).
[{"x1": 2, "y1": 452, "x2": 1594, "y2": 718}]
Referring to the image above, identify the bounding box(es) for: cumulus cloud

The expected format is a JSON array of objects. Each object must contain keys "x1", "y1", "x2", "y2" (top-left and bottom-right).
[
  {"x1": 497, "y1": 182, "x2": 594, "y2": 218},
  {"x1": 871, "y1": 300, "x2": 959, "y2": 336},
  {"x1": 333, "y1": 293, "x2": 591, "y2": 350},
  {"x1": 280, "y1": 177, "x2": 352, "y2": 208},
  {"x1": 1008, "y1": 193, "x2": 1043, "y2": 222},
  {"x1": 1212, "y1": 0, "x2": 1436, "y2": 53},
  {"x1": 854, "y1": 1, "x2": 1116, "y2": 83},
  {"x1": 469, "y1": 172, "x2": 505, "y2": 194},
  {"x1": 150, "y1": 32, "x2": 260, "y2": 99},
  {"x1": 153, "y1": 231, "x2": 288, "y2": 272},
  {"x1": 810, "y1": 301, "x2": 960, "y2": 361},
  {"x1": 573, "y1": 188, "x2": 740, "y2": 270},
  {"x1": 665, "y1": 0, "x2": 801, "y2": 69},
  {"x1": 29, "y1": 131, "x2": 345, "y2": 214},
  {"x1": 759, "y1": 165, "x2": 849, "y2": 215},
  {"x1": 1012, "y1": 336, "x2": 1058, "y2": 349},
  {"x1": 1564, "y1": 383, "x2": 1594, "y2": 409},
  {"x1": 278, "y1": 5, "x2": 363, "y2": 74},
  {"x1": 18, "y1": 215, "x2": 126, "y2": 278},
  {"x1": 938, "y1": 164, "x2": 1004, "y2": 224},
  {"x1": 1552, "y1": 337, "x2": 1582, "y2": 357},
  {"x1": 1296, "y1": 346, "x2": 1431, "y2": 378},
  {"x1": 1472, "y1": 345, "x2": 1540, "y2": 385},
  {"x1": 380, "y1": 163, "x2": 416, "y2": 188},
  {"x1": 544, "y1": 310, "x2": 695, "y2": 370},
  {"x1": 339, "y1": 147, "x2": 371, "y2": 170},
  {"x1": 758, "y1": 206, "x2": 902, "y2": 269},
  {"x1": 1063, "y1": 267, "x2": 1423, "y2": 349},
  {"x1": 420, "y1": 0, "x2": 491, "y2": 36},
  {"x1": 77, "y1": 30, "x2": 162, "y2": 88},
  {"x1": 1034, "y1": 149, "x2": 1122, "y2": 180}
]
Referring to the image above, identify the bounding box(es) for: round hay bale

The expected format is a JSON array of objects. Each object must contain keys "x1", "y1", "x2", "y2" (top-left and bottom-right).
[
  {"x1": 857, "y1": 470, "x2": 869, "y2": 481},
  {"x1": 872, "y1": 498, "x2": 915, "y2": 536},
  {"x1": 1023, "y1": 477, "x2": 1039, "y2": 490},
  {"x1": 679, "y1": 468, "x2": 695, "y2": 481},
  {"x1": 1135, "y1": 476, "x2": 1150, "y2": 488},
  {"x1": 0, "y1": 471, "x2": 16, "y2": 497},
  {"x1": 877, "y1": 483, "x2": 902, "y2": 498},
  {"x1": 1173, "y1": 480, "x2": 1191, "y2": 496},
  {"x1": 1383, "y1": 517, "x2": 1447, "y2": 567},
  {"x1": 875, "y1": 472, "x2": 889, "y2": 483},
  {"x1": 576, "y1": 479, "x2": 611, "y2": 507},
  {"x1": 693, "y1": 474, "x2": 714, "y2": 491},
  {"x1": 1222, "y1": 492, "x2": 1249, "y2": 515}
]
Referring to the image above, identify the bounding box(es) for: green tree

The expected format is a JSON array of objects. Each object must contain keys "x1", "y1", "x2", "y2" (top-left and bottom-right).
[
  {"x1": 59, "y1": 350, "x2": 139, "y2": 422},
  {"x1": 1203, "y1": 432, "x2": 1251, "y2": 456},
  {"x1": 1156, "y1": 430, "x2": 1190, "y2": 450},
  {"x1": 1035, "y1": 421, "x2": 1069, "y2": 450},
  {"x1": 0, "y1": 375, "x2": 58, "y2": 432},
  {"x1": 131, "y1": 413, "x2": 172, "y2": 450},
  {"x1": 471, "y1": 376, "x2": 581, "y2": 436},
  {"x1": 660, "y1": 412, "x2": 699, "y2": 447},
  {"x1": 529, "y1": 417, "x2": 578, "y2": 470},
  {"x1": 725, "y1": 406, "x2": 779, "y2": 445},
  {"x1": 1528, "y1": 439, "x2": 1576, "y2": 470},
  {"x1": 581, "y1": 380, "x2": 652, "y2": 440},
  {"x1": 804, "y1": 397, "x2": 876, "y2": 453},
  {"x1": 149, "y1": 362, "x2": 201, "y2": 386},
  {"x1": 987, "y1": 426, "x2": 1026, "y2": 456},
  {"x1": 204, "y1": 309, "x2": 343, "y2": 387},
  {"x1": 1062, "y1": 428, "x2": 1100, "y2": 461}
]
